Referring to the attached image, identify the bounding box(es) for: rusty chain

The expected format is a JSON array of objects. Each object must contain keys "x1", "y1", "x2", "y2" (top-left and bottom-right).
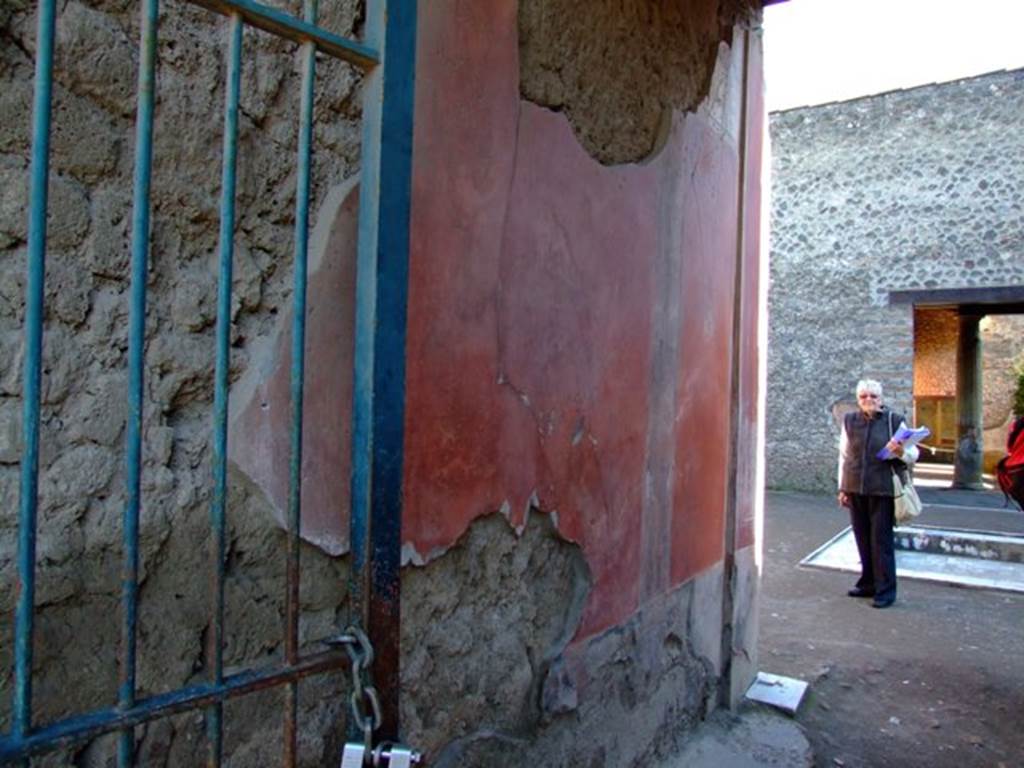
[{"x1": 327, "y1": 626, "x2": 382, "y2": 757}]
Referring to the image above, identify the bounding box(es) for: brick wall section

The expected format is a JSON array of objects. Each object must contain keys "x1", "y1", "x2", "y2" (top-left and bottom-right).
[
  {"x1": 913, "y1": 310, "x2": 1024, "y2": 418},
  {"x1": 768, "y1": 69, "x2": 1024, "y2": 492},
  {"x1": 914, "y1": 309, "x2": 958, "y2": 398}
]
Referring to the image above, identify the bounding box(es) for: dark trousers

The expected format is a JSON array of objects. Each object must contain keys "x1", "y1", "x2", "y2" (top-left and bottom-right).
[{"x1": 848, "y1": 493, "x2": 897, "y2": 601}]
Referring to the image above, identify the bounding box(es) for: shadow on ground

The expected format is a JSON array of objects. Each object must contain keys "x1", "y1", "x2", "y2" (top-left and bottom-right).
[{"x1": 759, "y1": 488, "x2": 1024, "y2": 768}]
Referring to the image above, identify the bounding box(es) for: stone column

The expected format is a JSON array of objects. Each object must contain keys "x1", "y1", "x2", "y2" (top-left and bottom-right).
[{"x1": 952, "y1": 313, "x2": 984, "y2": 489}]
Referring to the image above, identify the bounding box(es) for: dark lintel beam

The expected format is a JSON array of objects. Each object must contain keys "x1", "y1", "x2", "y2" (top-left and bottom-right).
[{"x1": 888, "y1": 285, "x2": 1024, "y2": 315}]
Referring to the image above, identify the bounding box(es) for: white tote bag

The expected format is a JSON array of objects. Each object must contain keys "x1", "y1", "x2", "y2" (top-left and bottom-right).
[{"x1": 893, "y1": 470, "x2": 923, "y2": 524}]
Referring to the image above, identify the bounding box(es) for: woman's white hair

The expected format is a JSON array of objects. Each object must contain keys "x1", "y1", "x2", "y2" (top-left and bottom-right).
[{"x1": 855, "y1": 378, "x2": 883, "y2": 397}]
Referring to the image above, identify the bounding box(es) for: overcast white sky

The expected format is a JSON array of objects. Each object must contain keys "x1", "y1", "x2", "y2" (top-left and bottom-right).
[{"x1": 762, "y1": 0, "x2": 1024, "y2": 112}]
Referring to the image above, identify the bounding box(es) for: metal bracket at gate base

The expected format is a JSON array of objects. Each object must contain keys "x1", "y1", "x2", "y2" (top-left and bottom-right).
[
  {"x1": 340, "y1": 743, "x2": 422, "y2": 768},
  {"x1": 372, "y1": 743, "x2": 421, "y2": 767}
]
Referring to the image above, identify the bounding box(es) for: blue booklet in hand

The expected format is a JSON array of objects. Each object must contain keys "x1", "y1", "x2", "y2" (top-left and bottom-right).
[{"x1": 877, "y1": 425, "x2": 930, "y2": 459}]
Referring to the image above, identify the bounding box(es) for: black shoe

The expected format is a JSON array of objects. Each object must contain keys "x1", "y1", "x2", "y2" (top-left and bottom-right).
[
  {"x1": 847, "y1": 587, "x2": 875, "y2": 598},
  {"x1": 871, "y1": 597, "x2": 895, "y2": 608}
]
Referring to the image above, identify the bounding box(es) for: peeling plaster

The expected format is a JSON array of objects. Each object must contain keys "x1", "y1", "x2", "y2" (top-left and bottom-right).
[
  {"x1": 401, "y1": 503, "x2": 575, "y2": 568},
  {"x1": 518, "y1": 0, "x2": 757, "y2": 165}
]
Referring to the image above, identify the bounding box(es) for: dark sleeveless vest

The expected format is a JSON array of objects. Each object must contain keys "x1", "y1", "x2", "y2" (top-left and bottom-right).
[{"x1": 840, "y1": 407, "x2": 906, "y2": 497}]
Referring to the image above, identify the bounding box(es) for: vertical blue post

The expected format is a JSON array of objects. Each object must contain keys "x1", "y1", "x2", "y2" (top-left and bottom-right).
[
  {"x1": 349, "y1": 0, "x2": 417, "y2": 743},
  {"x1": 205, "y1": 12, "x2": 243, "y2": 768},
  {"x1": 119, "y1": 0, "x2": 159, "y2": 764},
  {"x1": 283, "y1": 1, "x2": 317, "y2": 763},
  {"x1": 13, "y1": 1, "x2": 58, "y2": 761}
]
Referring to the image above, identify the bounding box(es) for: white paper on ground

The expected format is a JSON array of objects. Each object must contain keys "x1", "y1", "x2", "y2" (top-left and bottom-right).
[{"x1": 745, "y1": 671, "x2": 809, "y2": 715}]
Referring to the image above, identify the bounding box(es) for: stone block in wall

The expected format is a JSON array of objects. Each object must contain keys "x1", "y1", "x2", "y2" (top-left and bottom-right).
[
  {"x1": 728, "y1": 545, "x2": 759, "y2": 709},
  {"x1": 0, "y1": 398, "x2": 20, "y2": 464},
  {"x1": 54, "y1": 1, "x2": 137, "y2": 119}
]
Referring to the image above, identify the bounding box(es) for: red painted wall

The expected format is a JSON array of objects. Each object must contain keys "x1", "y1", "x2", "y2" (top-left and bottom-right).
[{"x1": 404, "y1": 1, "x2": 763, "y2": 638}]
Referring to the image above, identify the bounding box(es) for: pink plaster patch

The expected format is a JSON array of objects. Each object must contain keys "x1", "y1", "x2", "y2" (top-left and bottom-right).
[{"x1": 228, "y1": 182, "x2": 358, "y2": 555}]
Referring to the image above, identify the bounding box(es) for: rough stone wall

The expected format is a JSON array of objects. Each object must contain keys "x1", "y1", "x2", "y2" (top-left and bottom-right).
[
  {"x1": 768, "y1": 69, "x2": 1024, "y2": 492},
  {"x1": 403, "y1": 518, "x2": 723, "y2": 768},
  {"x1": 400, "y1": 511, "x2": 595, "y2": 765},
  {"x1": 418, "y1": 565, "x2": 724, "y2": 768},
  {"x1": 0, "y1": 0, "x2": 366, "y2": 763},
  {"x1": 518, "y1": 0, "x2": 756, "y2": 164}
]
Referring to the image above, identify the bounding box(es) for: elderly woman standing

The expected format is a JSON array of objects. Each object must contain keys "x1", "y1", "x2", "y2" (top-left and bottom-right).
[{"x1": 837, "y1": 378, "x2": 919, "y2": 608}]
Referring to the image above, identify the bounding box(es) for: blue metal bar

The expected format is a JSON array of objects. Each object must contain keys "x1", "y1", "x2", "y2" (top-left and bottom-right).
[
  {"x1": 205, "y1": 12, "x2": 243, "y2": 767},
  {"x1": 349, "y1": 0, "x2": 418, "y2": 743},
  {"x1": 0, "y1": 649, "x2": 349, "y2": 763},
  {"x1": 283, "y1": 1, "x2": 317, "y2": 762},
  {"x1": 13, "y1": 0, "x2": 58, "y2": 757},
  {"x1": 119, "y1": 0, "x2": 159, "y2": 764},
  {"x1": 349, "y1": 0, "x2": 385, "y2": 661},
  {"x1": 184, "y1": 0, "x2": 377, "y2": 69}
]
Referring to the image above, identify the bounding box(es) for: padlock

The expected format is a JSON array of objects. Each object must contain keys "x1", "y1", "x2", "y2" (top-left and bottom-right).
[{"x1": 340, "y1": 742, "x2": 367, "y2": 768}]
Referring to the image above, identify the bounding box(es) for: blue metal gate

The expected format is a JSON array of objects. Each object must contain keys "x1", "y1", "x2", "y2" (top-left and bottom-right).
[{"x1": 2, "y1": 0, "x2": 416, "y2": 763}]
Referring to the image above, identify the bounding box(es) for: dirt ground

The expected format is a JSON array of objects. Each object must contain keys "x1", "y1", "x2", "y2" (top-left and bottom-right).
[{"x1": 758, "y1": 489, "x2": 1024, "y2": 768}]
